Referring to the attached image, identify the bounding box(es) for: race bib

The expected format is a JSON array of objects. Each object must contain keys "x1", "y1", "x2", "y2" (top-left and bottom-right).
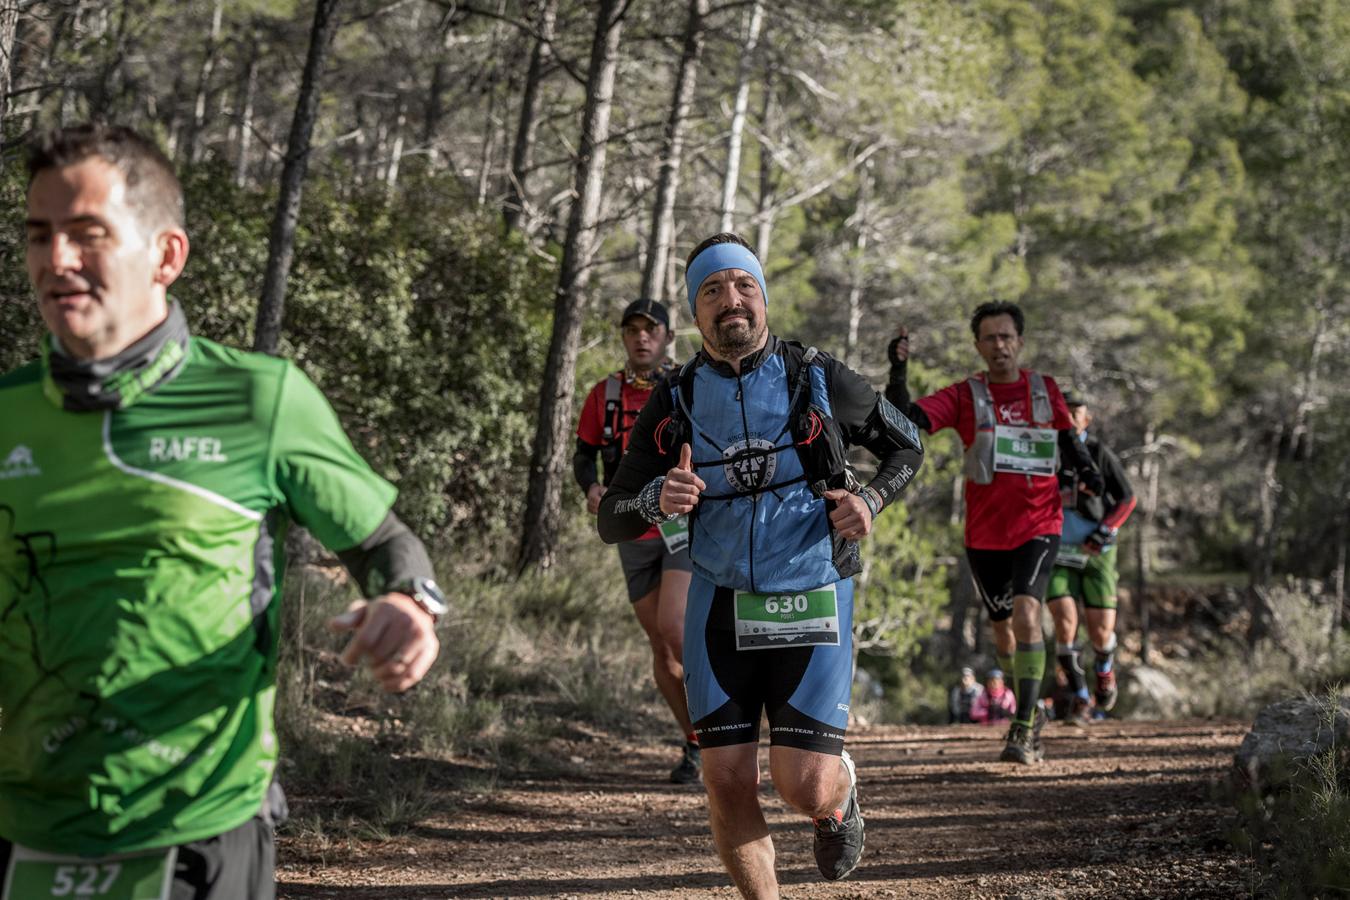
[
  {"x1": 1058, "y1": 509, "x2": 1095, "y2": 568},
  {"x1": 993, "y1": 425, "x2": 1057, "y2": 477},
  {"x1": 1057, "y1": 545, "x2": 1090, "y2": 569},
  {"x1": 2, "y1": 845, "x2": 176, "y2": 900},
  {"x1": 734, "y1": 584, "x2": 840, "y2": 651},
  {"x1": 658, "y1": 515, "x2": 690, "y2": 554}
]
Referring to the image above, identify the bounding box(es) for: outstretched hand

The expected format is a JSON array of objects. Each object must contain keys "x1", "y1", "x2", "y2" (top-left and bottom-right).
[
  {"x1": 660, "y1": 443, "x2": 705, "y2": 515},
  {"x1": 887, "y1": 326, "x2": 911, "y2": 366},
  {"x1": 824, "y1": 488, "x2": 873, "y2": 540},
  {"x1": 329, "y1": 593, "x2": 440, "y2": 693}
]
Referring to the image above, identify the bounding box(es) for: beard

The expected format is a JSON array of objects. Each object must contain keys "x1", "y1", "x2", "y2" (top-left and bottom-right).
[{"x1": 703, "y1": 307, "x2": 765, "y2": 360}]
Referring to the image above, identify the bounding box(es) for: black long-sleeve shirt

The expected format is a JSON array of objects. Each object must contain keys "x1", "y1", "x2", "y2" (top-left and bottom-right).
[{"x1": 1068, "y1": 434, "x2": 1136, "y2": 530}]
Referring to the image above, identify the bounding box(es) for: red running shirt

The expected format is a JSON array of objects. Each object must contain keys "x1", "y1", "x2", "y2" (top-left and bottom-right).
[
  {"x1": 577, "y1": 373, "x2": 660, "y2": 540},
  {"x1": 916, "y1": 370, "x2": 1073, "y2": 551}
]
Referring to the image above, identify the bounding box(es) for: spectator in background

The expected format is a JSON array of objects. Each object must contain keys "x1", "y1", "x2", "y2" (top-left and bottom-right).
[
  {"x1": 949, "y1": 666, "x2": 984, "y2": 724},
  {"x1": 971, "y1": 669, "x2": 1017, "y2": 725}
]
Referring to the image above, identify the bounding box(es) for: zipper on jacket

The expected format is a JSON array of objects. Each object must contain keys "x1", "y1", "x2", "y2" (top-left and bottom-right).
[{"x1": 735, "y1": 368, "x2": 757, "y2": 593}]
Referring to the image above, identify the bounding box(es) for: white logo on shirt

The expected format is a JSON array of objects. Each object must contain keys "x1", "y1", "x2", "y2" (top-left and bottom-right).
[
  {"x1": 1, "y1": 444, "x2": 40, "y2": 478},
  {"x1": 149, "y1": 436, "x2": 228, "y2": 463},
  {"x1": 723, "y1": 437, "x2": 778, "y2": 494}
]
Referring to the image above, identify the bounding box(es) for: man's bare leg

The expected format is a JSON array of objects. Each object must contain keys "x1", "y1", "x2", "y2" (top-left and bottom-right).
[{"x1": 702, "y1": 743, "x2": 777, "y2": 899}]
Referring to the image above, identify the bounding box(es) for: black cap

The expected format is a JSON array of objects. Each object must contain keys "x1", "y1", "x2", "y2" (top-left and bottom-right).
[
  {"x1": 620, "y1": 298, "x2": 669, "y2": 329},
  {"x1": 1063, "y1": 389, "x2": 1088, "y2": 408}
]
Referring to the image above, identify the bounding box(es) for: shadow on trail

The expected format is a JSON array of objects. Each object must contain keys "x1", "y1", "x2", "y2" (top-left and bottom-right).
[{"x1": 279, "y1": 870, "x2": 732, "y2": 898}]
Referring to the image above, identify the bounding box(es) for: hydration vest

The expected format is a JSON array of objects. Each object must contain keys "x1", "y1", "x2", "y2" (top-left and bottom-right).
[
  {"x1": 657, "y1": 341, "x2": 860, "y2": 592},
  {"x1": 598, "y1": 366, "x2": 670, "y2": 485},
  {"x1": 962, "y1": 371, "x2": 1054, "y2": 485},
  {"x1": 598, "y1": 373, "x2": 625, "y2": 483}
]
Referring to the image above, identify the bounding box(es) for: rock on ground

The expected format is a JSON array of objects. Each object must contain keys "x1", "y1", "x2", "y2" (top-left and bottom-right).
[{"x1": 1234, "y1": 690, "x2": 1350, "y2": 789}]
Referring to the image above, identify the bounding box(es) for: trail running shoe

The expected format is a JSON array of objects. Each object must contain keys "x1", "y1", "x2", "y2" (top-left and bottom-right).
[
  {"x1": 1000, "y1": 710, "x2": 1045, "y2": 764},
  {"x1": 1068, "y1": 694, "x2": 1093, "y2": 725},
  {"x1": 1051, "y1": 683, "x2": 1072, "y2": 721},
  {"x1": 669, "y1": 742, "x2": 701, "y2": 785},
  {"x1": 813, "y1": 750, "x2": 865, "y2": 881},
  {"x1": 1095, "y1": 669, "x2": 1118, "y2": 712}
]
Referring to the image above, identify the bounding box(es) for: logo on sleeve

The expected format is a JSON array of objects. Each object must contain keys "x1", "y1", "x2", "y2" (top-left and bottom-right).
[
  {"x1": 148, "y1": 436, "x2": 228, "y2": 463},
  {"x1": 1, "y1": 445, "x2": 41, "y2": 479}
]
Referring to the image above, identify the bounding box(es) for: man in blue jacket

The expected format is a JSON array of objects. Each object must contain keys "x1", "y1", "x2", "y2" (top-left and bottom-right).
[{"x1": 598, "y1": 233, "x2": 923, "y2": 897}]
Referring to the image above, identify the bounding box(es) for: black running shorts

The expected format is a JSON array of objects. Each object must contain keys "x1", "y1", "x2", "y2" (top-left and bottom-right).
[
  {"x1": 684, "y1": 579, "x2": 853, "y2": 756},
  {"x1": 966, "y1": 534, "x2": 1060, "y2": 622},
  {"x1": 616, "y1": 536, "x2": 692, "y2": 602}
]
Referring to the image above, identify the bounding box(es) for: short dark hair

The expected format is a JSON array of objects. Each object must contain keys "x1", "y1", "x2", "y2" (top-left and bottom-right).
[
  {"x1": 27, "y1": 124, "x2": 185, "y2": 231},
  {"x1": 970, "y1": 301, "x2": 1024, "y2": 338},
  {"x1": 686, "y1": 232, "x2": 754, "y2": 269}
]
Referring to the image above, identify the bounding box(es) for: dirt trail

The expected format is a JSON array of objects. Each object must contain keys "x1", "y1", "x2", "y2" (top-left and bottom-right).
[{"x1": 277, "y1": 718, "x2": 1253, "y2": 898}]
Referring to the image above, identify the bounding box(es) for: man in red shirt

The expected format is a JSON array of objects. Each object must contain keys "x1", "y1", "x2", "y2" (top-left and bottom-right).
[
  {"x1": 574, "y1": 298, "x2": 698, "y2": 783},
  {"x1": 885, "y1": 302, "x2": 1102, "y2": 763}
]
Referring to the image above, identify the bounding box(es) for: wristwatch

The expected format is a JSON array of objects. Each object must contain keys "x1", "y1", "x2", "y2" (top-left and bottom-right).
[{"x1": 393, "y1": 577, "x2": 449, "y2": 624}]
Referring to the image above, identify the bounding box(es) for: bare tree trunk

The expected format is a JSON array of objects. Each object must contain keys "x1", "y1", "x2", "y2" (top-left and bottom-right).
[
  {"x1": 87, "y1": 0, "x2": 132, "y2": 120},
  {"x1": 422, "y1": 15, "x2": 454, "y2": 159},
  {"x1": 517, "y1": 0, "x2": 625, "y2": 570},
  {"x1": 639, "y1": 0, "x2": 707, "y2": 302},
  {"x1": 717, "y1": 0, "x2": 762, "y2": 232},
  {"x1": 385, "y1": 98, "x2": 407, "y2": 191},
  {"x1": 253, "y1": 0, "x2": 342, "y2": 356},
  {"x1": 1334, "y1": 508, "x2": 1348, "y2": 637},
  {"x1": 0, "y1": 0, "x2": 21, "y2": 130},
  {"x1": 843, "y1": 166, "x2": 870, "y2": 368},
  {"x1": 1133, "y1": 423, "x2": 1159, "y2": 665},
  {"x1": 752, "y1": 78, "x2": 776, "y2": 262},
  {"x1": 1248, "y1": 307, "x2": 1328, "y2": 642},
  {"x1": 233, "y1": 37, "x2": 259, "y2": 187},
  {"x1": 503, "y1": 0, "x2": 557, "y2": 232},
  {"x1": 948, "y1": 555, "x2": 975, "y2": 660},
  {"x1": 186, "y1": 0, "x2": 224, "y2": 164},
  {"x1": 475, "y1": 0, "x2": 507, "y2": 206},
  {"x1": 1246, "y1": 418, "x2": 1285, "y2": 643}
]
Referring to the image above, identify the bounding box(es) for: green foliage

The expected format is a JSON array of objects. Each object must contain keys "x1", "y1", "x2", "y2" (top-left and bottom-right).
[
  {"x1": 854, "y1": 500, "x2": 949, "y2": 665},
  {"x1": 188, "y1": 166, "x2": 556, "y2": 542},
  {"x1": 0, "y1": 162, "x2": 40, "y2": 373}
]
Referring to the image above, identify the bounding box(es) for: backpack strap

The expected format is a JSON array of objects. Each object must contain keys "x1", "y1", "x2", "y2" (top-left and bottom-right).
[
  {"x1": 601, "y1": 372, "x2": 623, "y2": 445},
  {"x1": 963, "y1": 375, "x2": 996, "y2": 485},
  {"x1": 1028, "y1": 371, "x2": 1052, "y2": 425}
]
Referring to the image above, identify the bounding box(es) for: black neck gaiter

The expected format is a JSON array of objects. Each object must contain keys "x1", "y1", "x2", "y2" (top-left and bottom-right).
[{"x1": 42, "y1": 301, "x2": 191, "y2": 411}]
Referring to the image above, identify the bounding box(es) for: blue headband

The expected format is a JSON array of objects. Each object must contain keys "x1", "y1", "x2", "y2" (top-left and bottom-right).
[{"x1": 684, "y1": 243, "x2": 768, "y2": 315}]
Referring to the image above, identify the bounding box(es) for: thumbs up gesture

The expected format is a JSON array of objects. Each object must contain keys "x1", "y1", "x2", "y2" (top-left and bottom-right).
[{"x1": 660, "y1": 443, "x2": 706, "y2": 515}]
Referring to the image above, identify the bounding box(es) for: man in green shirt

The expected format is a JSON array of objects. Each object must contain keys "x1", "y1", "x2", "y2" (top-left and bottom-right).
[{"x1": 1, "y1": 124, "x2": 446, "y2": 898}]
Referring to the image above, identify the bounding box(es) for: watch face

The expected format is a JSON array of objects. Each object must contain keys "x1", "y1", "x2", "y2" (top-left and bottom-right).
[{"x1": 414, "y1": 578, "x2": 450, "y2": 614}]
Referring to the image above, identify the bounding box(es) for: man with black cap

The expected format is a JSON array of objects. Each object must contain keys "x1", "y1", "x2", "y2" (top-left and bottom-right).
[
  {"x1": 574, "y1": 297, "x2": 699, "y2": 784},
  {"x1": 1046, "y1": 390, "x2": 1136, "y2": 716},
  {"x1": 598, "y1": 233, "x2": 924, "y2": 895}
]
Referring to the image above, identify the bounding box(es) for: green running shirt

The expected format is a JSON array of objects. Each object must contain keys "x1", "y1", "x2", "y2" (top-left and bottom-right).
[{"x1": 0, "y1": 336, "x2": 396, "y2": 856}]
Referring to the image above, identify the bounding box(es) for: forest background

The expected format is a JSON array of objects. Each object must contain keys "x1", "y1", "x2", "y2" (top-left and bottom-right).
[{"x1": 0, "y1": 0, "x2": 1347, "y2": 764}]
